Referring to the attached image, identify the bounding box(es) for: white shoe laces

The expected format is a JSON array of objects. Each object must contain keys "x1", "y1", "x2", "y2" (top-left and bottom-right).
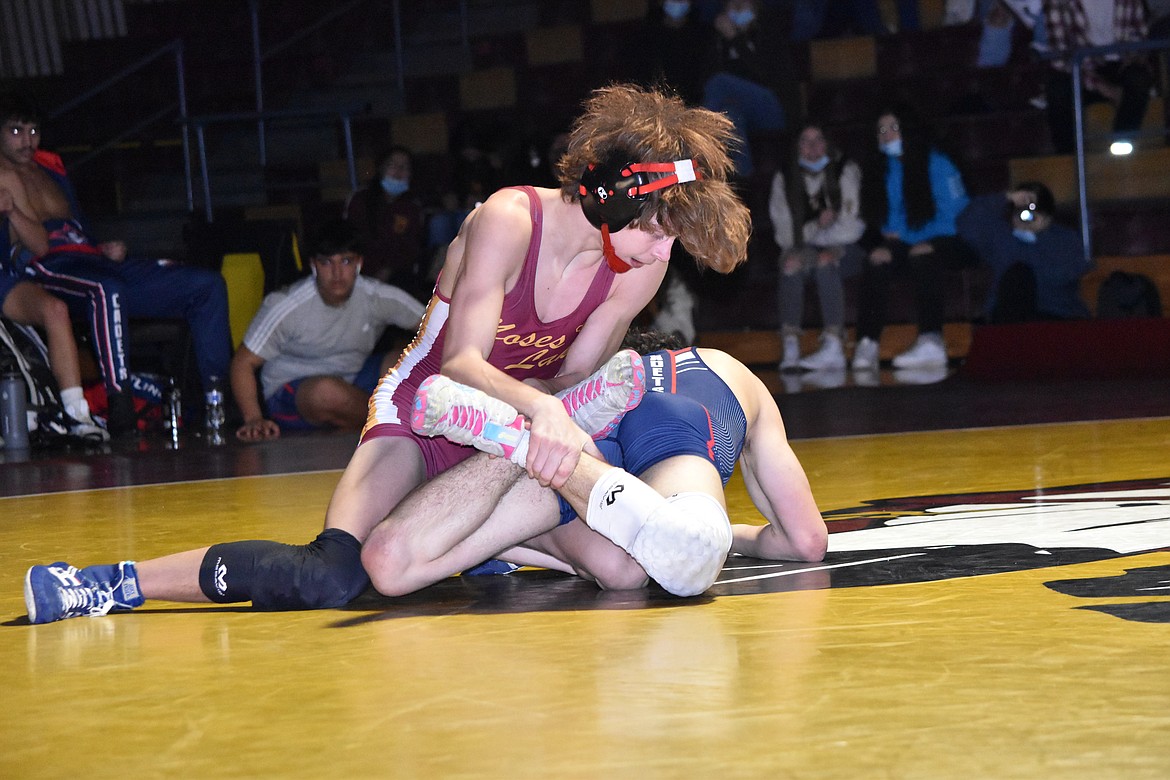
[{"x1": 59, "y1": 582, "x2": 114, "y2": 619}]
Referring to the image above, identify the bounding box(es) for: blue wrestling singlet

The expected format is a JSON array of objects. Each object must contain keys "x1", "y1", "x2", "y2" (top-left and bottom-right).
[{"x1": 558, "y1": 347, "x2": 748, "y2": 524}]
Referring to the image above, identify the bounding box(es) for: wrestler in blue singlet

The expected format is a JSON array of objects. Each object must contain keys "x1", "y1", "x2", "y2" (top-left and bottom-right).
[{"x1": 558, "y1": 347, "x2": 748, "y2": 524}]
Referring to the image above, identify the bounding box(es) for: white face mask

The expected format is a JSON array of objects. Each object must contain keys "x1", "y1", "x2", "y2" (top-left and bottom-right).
[
  {"x1": 663, "y1": 0, "x2": 690, "y2": 20},
  {"x1": 799, "y1": 155, "x2": 830, "y2": 172},
  {"x1": 879, "y1": 138, "x2": 903, "y2": 157}
]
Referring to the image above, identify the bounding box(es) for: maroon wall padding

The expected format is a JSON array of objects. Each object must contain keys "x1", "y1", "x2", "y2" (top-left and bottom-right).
[{"x1": 963, "y1": 318, "x2": 1170, "y2": 381}]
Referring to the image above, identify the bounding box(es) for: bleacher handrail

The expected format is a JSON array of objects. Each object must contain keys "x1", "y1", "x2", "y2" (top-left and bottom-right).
[
  {"x1": 180, "y1": 103, "x2": 369, "y2": 222},
  {"x1": 48, "y1": 38, "x2": 193, "y2": 211},
  {"x1": 1042, "y1": 37, "x2": 1170, "y2": 263}
]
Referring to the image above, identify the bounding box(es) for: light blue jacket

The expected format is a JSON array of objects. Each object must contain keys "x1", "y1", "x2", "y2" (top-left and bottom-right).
[{"x1": 883, "y1": 150, "x2": 969, "y2": 245}]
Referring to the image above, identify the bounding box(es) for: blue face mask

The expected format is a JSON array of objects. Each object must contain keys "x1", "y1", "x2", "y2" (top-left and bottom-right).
[
  {"x1": 799, "y1": 155, "x2": 830, "y2": 173},
  {"x1": 728, "y1": 8, "x2": 755, "y2": 27},
  {"x1": 1012, "y1": 228, "x2": 1038, "y2": 244},
  {"x1": 663, "y1": 0, "x2": 690, "y2": 20},
  {"x1": 879, "y1": 139, "x2": 903, "y2": 157},
  {"x1": 381, "y1": 176, "x2": 409, "y2": 197}
]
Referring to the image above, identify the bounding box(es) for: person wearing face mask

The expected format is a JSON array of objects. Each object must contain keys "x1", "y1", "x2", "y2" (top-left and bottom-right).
[
  {"x1": 702, "y1": 0, "x2": 795, "y2": 178},
  {"x1": 344, "y1": 145, "x2": 427, "y2": 299},
  {"x1": 769, "y1": 122, "x2": 865, "y2": 372},
  {"x1": 645, "y1": 0, "x2": 712, "y2": 105},
  {"x1": 956, "y1": 181, "x2": 1090, "y2": 323},
  {"x1": 853, "y1": 104, "x2": 974, "y2": 372}
]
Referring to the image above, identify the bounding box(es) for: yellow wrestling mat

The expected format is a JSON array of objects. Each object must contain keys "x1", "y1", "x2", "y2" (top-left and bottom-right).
[{"x1": 3, "y1": 418, "x2": 1169, "y2": 778}]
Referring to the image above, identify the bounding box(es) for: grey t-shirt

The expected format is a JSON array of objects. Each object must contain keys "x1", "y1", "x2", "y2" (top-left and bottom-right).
[{"x1": 244, "y1": 275, "x2": 425, "y2": 400}]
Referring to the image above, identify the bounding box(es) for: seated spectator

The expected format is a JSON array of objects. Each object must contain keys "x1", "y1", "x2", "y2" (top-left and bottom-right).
[
  {"x1": 957, "y1": 181, "x2": 1091, "y2": 322},
  {"x1": 1, "y1": 276, "x2": 105, "y2": 439},
  {"x1": 769, "y1": 122, "x2": 865, "y2": 371},
  {"x1": 231, "y1": 220, "x2": 424, "y2": 441},
  {"x1": 1044, "y1": 0, "x2": 1153, "y2": 153},
  {"x1": 344, "y1": 146, "x2": 427, "y2": 299},
  {"x1": 853, "y1": 104, "x2": 974, "y2": 371},
  {"x1": 645, "y1": 0, "x2": 714, "y2": 104},
  {"x1": 0, "y1": 90, "x2": 232, "y2": 437},
  {"x1": 702, "y1": 0, "x2": 792, "y2": 178}
]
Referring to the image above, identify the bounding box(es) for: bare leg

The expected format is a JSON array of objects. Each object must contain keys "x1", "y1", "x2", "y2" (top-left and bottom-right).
[
  {"x1": 513, "y1": 454, "x2": 726, "y2": 591},
  {"x1": 2, "y1": 282, "x2": 82, "y2": 391},
  {"x1": 363, "y1": 453, "x2": 559, "y2": 596},
  {"x1": 296, "y1": 376, "x2": 375, "y2": 430},
  {"x1": 136, "y1": 548, "x2": 212, "y2": 601},
  {"x1": 130, "y1": 437, "x2": 426, "y2": 604}
]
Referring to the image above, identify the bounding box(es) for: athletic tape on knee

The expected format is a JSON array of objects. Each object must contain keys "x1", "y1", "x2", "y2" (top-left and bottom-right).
[
  {"x1": 584, "y1": 467, "x2": 668, "y2": 551},
  {"x1": 628, "y1": 491, "x2": 732, "y2": 598}
]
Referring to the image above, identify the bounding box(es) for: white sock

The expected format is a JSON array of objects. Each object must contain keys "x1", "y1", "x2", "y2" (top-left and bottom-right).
[
  {"x1": 584, "y1": 467, "x2": 667, "y2": 551},
  {"x1": 60, "y1": 386, "x2": 91, "y2": 419}
]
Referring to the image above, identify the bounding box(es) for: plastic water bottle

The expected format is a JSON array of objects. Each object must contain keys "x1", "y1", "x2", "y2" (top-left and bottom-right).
[
  {"x1": 1, "y1": 369, "x2": 30, "y2": 450},
  {"x1": 204, "y1": 375, "x2": 225, "y2": 446},
  {"x1": 165, "y1": 377, "x2": 182, "y2": 447}
]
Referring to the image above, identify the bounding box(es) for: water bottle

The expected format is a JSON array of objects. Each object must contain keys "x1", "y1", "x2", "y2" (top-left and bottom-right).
[
  {"x1": 204, "y1": 375, "x2": 225, "y2": 446},
  {"x1": 1, "y1": 369, "x2": 30, "y2": 450},
  {"x1": 164, "y1": 377, "x2": 182, "y2": 447}
]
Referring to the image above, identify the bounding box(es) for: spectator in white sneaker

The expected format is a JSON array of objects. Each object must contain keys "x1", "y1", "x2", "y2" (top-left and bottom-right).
[
  {"x1": 853, "y1": 103, "x2": 974, "y2": 371},
  {"x1": 769, "y1": 122, "x2": 865, "y2": 372}
]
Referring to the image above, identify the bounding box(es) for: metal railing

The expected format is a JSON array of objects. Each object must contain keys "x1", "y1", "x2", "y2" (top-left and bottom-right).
[
  {"x1": 180, "y1": 103, "x2": 366, "y2": 222},
  {"x1": 46, "y1": 0, "x2": 477, "y2": 220},
  {"x1": 1058, "y1": 37, "x2": 1170, "y2": 263},
  {"x1": 47, "y1": 38, "x2": 193, "y2": 210}
]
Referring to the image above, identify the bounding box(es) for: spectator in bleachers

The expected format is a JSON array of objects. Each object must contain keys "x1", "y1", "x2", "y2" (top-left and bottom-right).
[
  {"x1": 0, "y1": 90, "x2": 232, "y2": 437},
  {"x1": 770, "y1": 122, "x2": 865, "y2": 372},
  {"x1": 344, "y1": 146, "x2": 427, "y2": 299},
  {"x1": 231, "y1": 220, "x2": 423, "y2": 441},
  {"x1": 852, "y1": 104, "x2": 974, "y2": 371},
  {"x1": 957, "y1": 181, "x2": 1091, "y2": 322},
  {"x1": 1044, "y1": 0, "x2": 1153, "y2": 153},
  {"x1": 702, "y1": 0, "x2": 792, "y2": 177},
  {"x1": 645, "y1": 0, "x2": 714, "y2": 104}
]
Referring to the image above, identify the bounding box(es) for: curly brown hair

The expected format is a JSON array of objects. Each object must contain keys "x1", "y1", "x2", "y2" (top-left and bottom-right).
[{"x1": 556, "y1": 83, "x2": 751, "y2": 274}]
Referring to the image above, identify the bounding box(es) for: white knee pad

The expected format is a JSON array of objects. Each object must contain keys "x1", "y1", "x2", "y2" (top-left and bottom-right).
[{"x1": 628, "y1": 492, "x2": 732, "y2": 598}]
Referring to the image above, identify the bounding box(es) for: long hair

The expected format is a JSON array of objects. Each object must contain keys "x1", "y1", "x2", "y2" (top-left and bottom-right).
[
  {"x1": 556, "y1": 83, "x2": 751, "y2": 274},
  {"x1": 784, "y1": 121, "x2": 847, "y2": 247},
  {"x1": 861, "y1": 102, "x2": 941, "y2": 231}
]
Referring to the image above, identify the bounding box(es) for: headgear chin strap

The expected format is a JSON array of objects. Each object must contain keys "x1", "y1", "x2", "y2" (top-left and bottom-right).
[
  {"x1": 600, "y1": 224, "x2": 630, "y2": 273},
  {"x1": 579, "y1": 155, "x2": 701, "y2": 273}
]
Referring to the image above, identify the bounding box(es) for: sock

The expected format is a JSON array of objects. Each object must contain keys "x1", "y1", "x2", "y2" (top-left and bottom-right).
[{"x1": 583, "y1": 467, "x2": 668, "y2": 551}]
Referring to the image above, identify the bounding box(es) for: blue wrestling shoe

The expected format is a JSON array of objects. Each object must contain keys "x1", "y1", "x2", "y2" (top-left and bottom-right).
[
  {"x1": 462, "y1": 559, "x2": 521, "y2": 576},
  {"x1": 25, "y1": 561, "x2": 145, "y2": 624}
]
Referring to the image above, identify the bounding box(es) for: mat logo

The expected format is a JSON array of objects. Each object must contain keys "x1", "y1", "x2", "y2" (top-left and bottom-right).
[{"x1": 714, "y1": 477, "x2": 1170, "y2": 622}]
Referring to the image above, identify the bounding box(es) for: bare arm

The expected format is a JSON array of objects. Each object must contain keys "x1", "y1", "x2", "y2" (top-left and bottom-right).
[
  {"x1": 231, "y1": 345, "x2": 279, "y2": 441},
  {"x1": 732, "y1": 367, "x2": 827, "y2": 562},
  {"x1": 438, "y1": 191, "x2": 598, "y2": 488}
]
